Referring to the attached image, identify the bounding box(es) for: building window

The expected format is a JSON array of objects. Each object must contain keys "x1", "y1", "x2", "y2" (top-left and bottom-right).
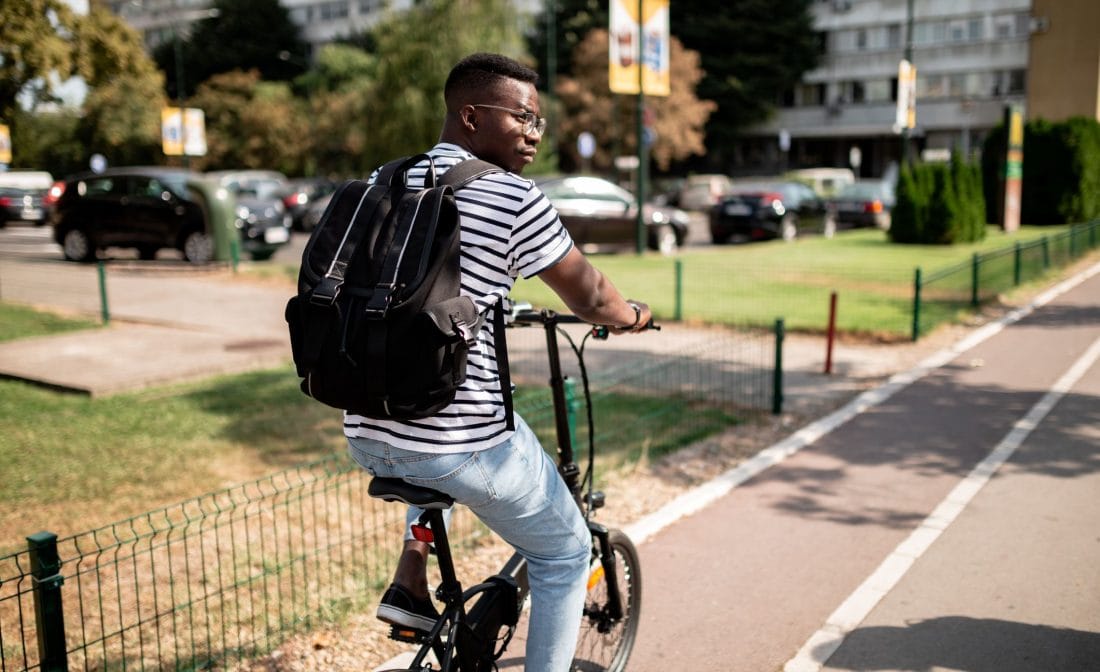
[
  {"x1": 1008, "y1": 69, "x2": 1026, "y2": 94},
  {"x1": 856, "y1": 28, "x2": 867, "y2": 50},
  {"x1": 796, "y1": 83, "x2": 826, "y2": 106},
  {"x1": 887, "y1": 24, "x2": 901, "y2": 49},
  {"x1": 865, "y1": 80, "x2": 892, "y2": 102},
  {"x1": 968, "y1": 18, "x2": 982, "y2": 40}
]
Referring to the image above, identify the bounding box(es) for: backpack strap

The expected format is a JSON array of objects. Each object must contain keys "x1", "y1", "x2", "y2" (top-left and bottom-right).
[
  {"x1": 309, "y1": 177, "x2": 392, "y2": 307},
  {"x1": 441, "y1": 160, "x2": 514, "y2": 430},
  {"x1": 439, "y1": 159, "x2": 502, "y2": 189},
  {"x1": 492, "y1": 298, "x2": 515, "y2": 431}
]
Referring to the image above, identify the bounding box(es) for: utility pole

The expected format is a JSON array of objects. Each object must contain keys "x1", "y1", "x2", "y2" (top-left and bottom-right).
[{"x1": 901, "y1": 0, "x2": 914, "y2": 165}]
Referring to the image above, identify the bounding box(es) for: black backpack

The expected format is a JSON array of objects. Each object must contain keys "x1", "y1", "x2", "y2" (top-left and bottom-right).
[{"x1": 285, "y1": 154, "x2": 506, "y2": 420}]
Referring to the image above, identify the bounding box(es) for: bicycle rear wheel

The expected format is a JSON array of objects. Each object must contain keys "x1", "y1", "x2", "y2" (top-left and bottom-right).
[{"x1": 571, "y1": 529, "x2": 641, "y2": 672}]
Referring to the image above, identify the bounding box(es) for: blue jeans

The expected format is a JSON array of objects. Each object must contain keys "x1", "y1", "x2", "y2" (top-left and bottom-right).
[{"x1": 348, "y1": 416, "x2": 591, "y2": 672}]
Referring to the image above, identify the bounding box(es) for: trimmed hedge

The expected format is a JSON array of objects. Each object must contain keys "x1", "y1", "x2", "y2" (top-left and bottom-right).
[
  {"x1": 982, "y1": 116, "x2": 1100, "y2": 224},
  {"x1": 890, "y1": 157, "x2": 986, "y2": 245}
]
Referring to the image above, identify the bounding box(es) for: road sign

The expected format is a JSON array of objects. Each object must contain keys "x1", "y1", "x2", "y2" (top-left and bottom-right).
[{"x1": 577, "y1": 132, "x2": 596, "y2": 159}]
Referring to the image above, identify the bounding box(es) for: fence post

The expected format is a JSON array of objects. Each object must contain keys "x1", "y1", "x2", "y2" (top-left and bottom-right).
[
  {"x1": 911, "y1": 267, "x2": 922, "y2": 342},
  {"x1": 971, "y1": 252, "x2": 980, "y2": 307},
  {"x1": 673, "y1": 259, "x2": 683, "y2": 321},
  {"x1": 1013, "y1": 241, "x2": 1022, "y2": 286},
  {"x1": 1042, "y1": 235, "x2": 1050, "y2": 269},
  {"x1": 27, "y1": 531, "x2": 68, "y2": 672},
  {"x1": 1069, "y1": 224, "x2": 1078, "y2": 258},
  {"x1": 96, "y1": 261, "x2": 110, "y2": 325},
  {"x1": 772, "y1": 318, "x2": 784, "y2": 415},
  {"x1": 564, "y1": 378, "x2": 578, "y2": 451}
]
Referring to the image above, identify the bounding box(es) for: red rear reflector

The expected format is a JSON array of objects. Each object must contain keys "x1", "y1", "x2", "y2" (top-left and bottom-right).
[
  {"x1": 865, "y1": 200, "x2": 883, "y2": 214},
  {"x1": 411, "y1": 524, "x2": 434, "y2": 543},
  {"x1": 0, "y1": 197, "x2": 10, "y2": 207}
]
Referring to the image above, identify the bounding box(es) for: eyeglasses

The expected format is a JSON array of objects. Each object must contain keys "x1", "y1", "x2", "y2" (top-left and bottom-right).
[{"x1": 472, "y1": 104, "x2": 547, "y2": 136}]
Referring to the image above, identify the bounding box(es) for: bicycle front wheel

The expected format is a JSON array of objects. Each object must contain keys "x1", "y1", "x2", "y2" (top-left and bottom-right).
[{"x1": 572, "y1": 529, "x2": 641, "y2": 672}]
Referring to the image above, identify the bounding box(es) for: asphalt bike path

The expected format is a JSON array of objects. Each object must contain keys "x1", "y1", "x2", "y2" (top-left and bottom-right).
[{"x1": 624, "y1": 264, "x2": 1100, "y2": 671}]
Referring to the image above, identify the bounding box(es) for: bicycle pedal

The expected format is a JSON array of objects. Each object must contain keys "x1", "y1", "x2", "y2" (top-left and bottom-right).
[{"x1": 388, "y1": 625, "x2": 429, "y2": 643}]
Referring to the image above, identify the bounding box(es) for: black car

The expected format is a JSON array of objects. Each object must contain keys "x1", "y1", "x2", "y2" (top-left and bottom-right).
[
  {"x1": 826, "y1": 180, "x2": 895, "y2": 230},
  {"x1": 49, "y1": 167, "x2": 289, "y2": 263},
  {"x1": 206, "y1": 170, "x2": 295, "y2": 261},
  {"x1": 709, "y1": 179, "x2": 828, "y2": 243},
  {"x1": 536, "y1": 175, "x2": 689, "y2": 254}
]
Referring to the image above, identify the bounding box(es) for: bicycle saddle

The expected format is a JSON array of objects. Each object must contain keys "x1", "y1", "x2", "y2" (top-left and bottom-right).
[{"x1": 368, "y1": 477, "x2": 455, "y2": 510}]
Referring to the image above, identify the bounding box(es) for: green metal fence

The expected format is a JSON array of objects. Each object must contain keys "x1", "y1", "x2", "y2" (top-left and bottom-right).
[
  {"x1": 912, "y1": 221, "x2": 1100, "y2": 340},
  {"x1": 1, "y1": 324, "x2": 777, "y2": 672}
]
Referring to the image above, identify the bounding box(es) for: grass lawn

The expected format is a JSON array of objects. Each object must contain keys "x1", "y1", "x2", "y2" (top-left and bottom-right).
[
  {"x1": 509, "y1": 225, "x2": 1078, "y2": 338},
  {"x1": 0, "y1": 301, "x2": 101, "y2": 342}
]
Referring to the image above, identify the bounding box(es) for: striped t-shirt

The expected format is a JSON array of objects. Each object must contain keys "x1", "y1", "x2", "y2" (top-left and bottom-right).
[{"x1": 342, "y1": 143, "x2": 574, "y2": 453}]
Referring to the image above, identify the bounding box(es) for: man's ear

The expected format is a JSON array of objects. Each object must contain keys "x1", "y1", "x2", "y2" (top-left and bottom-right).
[{"x1": 461, "y1": 105, "x2": 477, "y2": 132}]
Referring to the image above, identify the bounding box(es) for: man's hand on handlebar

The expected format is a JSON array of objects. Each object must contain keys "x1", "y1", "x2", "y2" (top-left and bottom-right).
[{"x1": 607, "y1": 299, "x2": 654, "y2": 336}]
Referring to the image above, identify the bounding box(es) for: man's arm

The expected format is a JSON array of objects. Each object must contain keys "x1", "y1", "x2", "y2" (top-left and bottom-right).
[{"x1": 536, "y1": 247, "x2": 651, "y2": 332}]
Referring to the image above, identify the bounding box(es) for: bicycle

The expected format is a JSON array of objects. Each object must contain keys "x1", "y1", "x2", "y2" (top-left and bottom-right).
[{"x1": 369, "y1": 307, "x2": 656, "y2": 671}]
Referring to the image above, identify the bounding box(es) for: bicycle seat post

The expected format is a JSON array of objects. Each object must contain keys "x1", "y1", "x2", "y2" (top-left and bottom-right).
[{"x1": 420, "y1": 509, "x2": 462, "y2": 604}]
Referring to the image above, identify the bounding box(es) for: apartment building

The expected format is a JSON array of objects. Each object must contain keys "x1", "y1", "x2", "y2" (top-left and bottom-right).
[
  {"x1": 1027, "y1": 0, "x2": 1100, "y2": 123},
  {"x1": 105, "y1": 0, "x2": 416, "y2": 52},
  {"x1": 742, "y1": 0, "x2": 1033, "y2": 178}
]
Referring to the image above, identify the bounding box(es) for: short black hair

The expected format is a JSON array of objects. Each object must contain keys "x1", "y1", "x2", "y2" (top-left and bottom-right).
[{"x1": 444, "y1": 53, "x2": 539, "y2": 108}]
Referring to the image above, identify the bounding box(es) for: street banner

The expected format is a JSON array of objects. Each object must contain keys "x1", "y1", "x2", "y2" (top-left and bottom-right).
[
  {"x1": 609, "y1": 0, "x2": 670, "y2": 96},
  {"x1": 0, "y1": 124, "x2": 11, "y2": 165},
  {"x1": 895, "y1": 59, "x2": 916, "y2": 131},
  {"x1": 161, "y1": 107, "x2": 208, "y2": 157},
  {"x1": 1002, "y1": 104, "x2": 1024, "y2": 232}
]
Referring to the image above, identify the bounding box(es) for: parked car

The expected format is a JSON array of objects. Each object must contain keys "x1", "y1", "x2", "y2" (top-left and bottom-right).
[
  {"x1": 784, "y1": 167, "x2": 855, "y2": 198},
  {"x1": 282, "y1": 177, "x2": 340, "y2": 231},
  {"x1": 300, "y1": 190, "x2": 335, "y2": 232},
  {"x1": 206, "y1": 170, "x2": 294, "y2": 261},
  {"x1": 826, "y1": 180, "x2": 895, "y2": 230},
  {"x1": 677, "y1": 173, "x2": 732, "y2": 211},
  {"x1": 535, "y1": 175, "x2": 689, "y2": 254},
  {"x1": 49, "y1": 167, "x2": 289, "y2": 263},
  {"x1": 709, "y1": 179, "x2": 828, "y2": 243},
  {"x1": 0, "y1": 171, "x2": 53, "y2": 227}
]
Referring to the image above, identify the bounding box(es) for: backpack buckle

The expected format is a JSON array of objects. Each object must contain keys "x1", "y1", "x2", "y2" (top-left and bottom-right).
[
  {"x1": 452, "y1": 317, "x2": 477, "y2": 346},
  {"x1": 310, "y1": 278, "x2": 341, "y2": 306},
  {"x1": 363, "y1": 284, "x2": 395, "y2": 317}
]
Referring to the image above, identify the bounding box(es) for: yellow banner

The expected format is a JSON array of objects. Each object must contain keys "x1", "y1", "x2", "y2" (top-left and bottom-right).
[
  {"x1": 161, "y1": 107, "x2": 208, "y2": 157},
  {"x1": 0, "y1": 124, "x2": 11, "y2": 164},
  {"x1": 609, "y1": 0, "x2": 670, "y2": 96}
]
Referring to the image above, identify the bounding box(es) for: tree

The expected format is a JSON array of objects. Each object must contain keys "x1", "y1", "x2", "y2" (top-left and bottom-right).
[
  {"x1": 154, "y1": 0, "x2": 308, "y2": 100},
  {"x1": 555, "y1": 29, "x2": 714, "y2": 173},
  {"x1": 72, "y1": 4, "x2": 166, "y2": 166},
  {"x1": 187, "y1": 70, "x2": 309, "y2": 174},
  {"x1": 528, "y1": 0, "x2": 821, "y2": 167},
  {"x1": 671, "y1": 0, "x2": 820, "y2": 162},
  {"x1": 0, "y1": 0, "x2": 76, "y2": 121},
  {"x1": 357, "y1": 0, "x2": 527, "y2": 173}
]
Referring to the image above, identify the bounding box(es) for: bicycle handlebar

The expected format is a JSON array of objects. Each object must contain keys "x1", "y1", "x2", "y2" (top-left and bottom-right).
[{"x1": 509, "y1": 308, "x2": 660, "y2": 339}]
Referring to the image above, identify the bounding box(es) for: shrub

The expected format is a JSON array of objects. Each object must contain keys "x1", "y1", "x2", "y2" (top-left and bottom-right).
[
  {"x1": 981, "y1": 116, "x2": 1100, "y2": 224},
  {"x1": 890, "y1": 159, "x2": 985, "y2": 244}
]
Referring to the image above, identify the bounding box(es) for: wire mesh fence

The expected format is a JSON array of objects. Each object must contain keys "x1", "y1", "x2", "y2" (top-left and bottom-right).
[{"x1": 913, "y1": 221, "x2": 1100, "y2": 339}]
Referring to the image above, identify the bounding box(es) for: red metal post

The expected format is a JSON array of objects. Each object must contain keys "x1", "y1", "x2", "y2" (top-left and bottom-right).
[{"x1": 824, "y1": 291, "x2": 838, "y2": 374}]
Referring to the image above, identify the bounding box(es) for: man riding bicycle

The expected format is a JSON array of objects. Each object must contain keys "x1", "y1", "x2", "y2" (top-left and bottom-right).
[{"x1": 344, "y1": 52, "x2": 651, "y2": 672}]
